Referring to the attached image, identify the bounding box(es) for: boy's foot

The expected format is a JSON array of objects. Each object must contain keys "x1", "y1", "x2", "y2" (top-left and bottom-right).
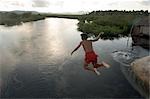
[
  {"x1": 94, "y1": 68, "x2": 100, "y2": 75},
  {"x1": 102, "y1": 62, "x2": 110, "y2": 68}
]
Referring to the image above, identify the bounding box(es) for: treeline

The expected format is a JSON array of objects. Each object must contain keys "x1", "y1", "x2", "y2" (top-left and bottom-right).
[
  {"x1": 77, "y1": 10, "x2": 149, "y2": 39},
  {"x1": 44, "y1": 13, "x2": 81, "y2": 19},
  {"x1": 0, "y1": 11, "x2": 45, "y2": 26},
  {"x1": 88, "y1": 10, "x2": 149, "y2": 16}
]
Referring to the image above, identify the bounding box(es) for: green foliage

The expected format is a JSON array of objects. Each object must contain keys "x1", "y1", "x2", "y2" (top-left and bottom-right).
[
  {"x1": 77, "y1": 10, "x2": 149, "y2": 39},
  {"x1": 0, "y1": 12, "x2": 45, "y2": 26}
]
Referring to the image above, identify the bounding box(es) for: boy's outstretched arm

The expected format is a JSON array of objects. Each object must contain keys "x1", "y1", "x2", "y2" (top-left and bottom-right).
[
  {"x1": 71, "y1": 42, "x2": 82, "y2": 55},
  {"x1": 90, "y1": 32, "x2": 104, "y2": 42}
]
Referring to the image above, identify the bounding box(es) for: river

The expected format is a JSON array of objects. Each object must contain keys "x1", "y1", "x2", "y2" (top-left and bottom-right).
[{"x1": 0, "y1": 18, "x2": 144, "y2": 98}]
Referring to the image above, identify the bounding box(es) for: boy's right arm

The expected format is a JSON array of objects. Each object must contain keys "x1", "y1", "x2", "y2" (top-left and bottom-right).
[
  {"x1": 90, "y1": 32, "x2": 104, "y2": 42},
  {"x1": 71, "y1": 42, "x2": 82, "y2": 55}
]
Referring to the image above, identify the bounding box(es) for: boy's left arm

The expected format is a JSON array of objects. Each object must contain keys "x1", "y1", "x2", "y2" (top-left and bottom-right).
[
  {"x1": 90, "y1": 32, "x2": 104, "y2": 42},
  {"x1": 71, "y1": 42, "x2": 82, "y2": 55}
]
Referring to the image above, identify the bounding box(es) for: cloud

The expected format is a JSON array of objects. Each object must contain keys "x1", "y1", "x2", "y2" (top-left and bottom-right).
[
  {"x1": 0, "y1": 0, "x2": 149, "y2": 12},
  {"x1": 32, "y1": 0, "x2": 50, "y2": 7},
  {"x1": 108, "y1": 1, "x2": 118, "y2": 6},
  {"x1": 0, "y1": 0, "x2": 33, "y2": 11},
  {"x1": 140, "y1": 0, "x2": 150, "y2": 6}
]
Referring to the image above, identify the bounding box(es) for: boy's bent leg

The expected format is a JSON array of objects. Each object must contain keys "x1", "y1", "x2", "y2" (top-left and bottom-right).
[
  {"x1": 94, "y1": 63, "x2": 104, "y2": 68},
  {"x1": 84, "y1": 62, "x2": 95, "y2": 72},
  {"x1": 102, "y1": 61, "x2": 110, "y2": 68},
  {"x1": 84, "y1": 62, "x2": 100, "y2": 75},
  {"x1": 92, "y1": 62, "x2": 103, "y2": 68},
  {"x1": 92, "y1": 62, "x2": 100, "y2": 75},
  {"x1": 93, "y1": 68, "x2": 100, "y2": 75}
]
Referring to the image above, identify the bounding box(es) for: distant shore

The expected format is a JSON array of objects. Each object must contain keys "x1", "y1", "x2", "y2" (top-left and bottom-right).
[
  {"x1": 0, "y1": 11, "x2": 45, "y2": 26},
  {"x1": 0, "y1": 11, "x2": 82, "y2": 26}
]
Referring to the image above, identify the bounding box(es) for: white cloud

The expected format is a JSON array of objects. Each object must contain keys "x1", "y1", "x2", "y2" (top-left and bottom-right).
[
  {"x1": 0, "y1": 0, "x2": 33, "y2": 11},
  {"x1": 0, "y1": 0, "x2": 149, "y2": 12},
  {"x1": 108, "y1": 0, "x2": 149, "y2": 11},
  {"x1": 32, "y1": 0, "x2": 50, "y2": 7},
  {"x1": 140, "y1": 0, "x2": 150, "y2": 6}
]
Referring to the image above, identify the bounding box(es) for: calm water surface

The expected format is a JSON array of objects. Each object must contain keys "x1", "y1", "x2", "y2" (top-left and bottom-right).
[{"x1": 0, "y1": 18, "x2": 143, "y2": 98}]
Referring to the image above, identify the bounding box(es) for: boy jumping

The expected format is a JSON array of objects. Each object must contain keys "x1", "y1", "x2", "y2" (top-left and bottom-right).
[{"x1": 71, "y1": 32, "x2": 110, "y2": 75}]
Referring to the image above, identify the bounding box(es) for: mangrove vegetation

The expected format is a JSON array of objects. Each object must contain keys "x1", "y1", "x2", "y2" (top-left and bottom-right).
[
  {"x1": 77, "y1": 10, "x2": 149, "y2": 39},
  {"x1": 0, "y1": 11, "x2": 45, "y2": 26}
]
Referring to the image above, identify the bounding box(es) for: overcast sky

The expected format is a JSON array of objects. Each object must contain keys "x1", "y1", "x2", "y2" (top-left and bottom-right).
[{"x1": 0, "y1": 0, "x2": 149, "y2": 13}]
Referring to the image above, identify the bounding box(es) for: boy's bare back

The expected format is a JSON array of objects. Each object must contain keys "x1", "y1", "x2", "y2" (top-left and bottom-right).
[{"x1": 81, "y1": 40, "x2": 94, "y2": 53}]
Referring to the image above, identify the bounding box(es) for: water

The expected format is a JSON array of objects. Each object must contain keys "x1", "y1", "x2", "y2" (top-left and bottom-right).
[
  {"x1": 112, "y1": 46, "x2": 149, "y2": 67},
  {"x1": 0, "y1": 18, "x2": 144, "y2": 98},
  {"x1": 112, "y1": 46, "x2": 149, "y2": 98}
]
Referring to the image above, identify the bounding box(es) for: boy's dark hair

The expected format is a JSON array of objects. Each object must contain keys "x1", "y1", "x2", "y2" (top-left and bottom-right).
[{"x1": 80, "y1": 33, "x2": 88, "y2": 40}]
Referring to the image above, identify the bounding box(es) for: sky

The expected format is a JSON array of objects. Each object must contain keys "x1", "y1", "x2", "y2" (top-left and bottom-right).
[{"x1": 0, "y1": 0, "x2": 149, "y2": 13}]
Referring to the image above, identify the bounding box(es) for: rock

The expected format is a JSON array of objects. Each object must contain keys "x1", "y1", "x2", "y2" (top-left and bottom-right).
[
  {"x1": 131, "y1": 56, "x2": 150, "y2": 97},
  {"x1": 131, "y1": 16, "x2": 150, "y2": 49}
]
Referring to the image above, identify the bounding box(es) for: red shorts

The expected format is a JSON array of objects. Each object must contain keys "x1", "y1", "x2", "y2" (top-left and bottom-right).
[{"x1": 85, "y1": 51, "x2": 98, "y2": 64}]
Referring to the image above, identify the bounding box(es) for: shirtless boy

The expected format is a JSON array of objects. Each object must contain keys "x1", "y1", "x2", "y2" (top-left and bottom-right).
[{"x1": 71, "y1": 33, "x2": 110, "y2": 75}]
